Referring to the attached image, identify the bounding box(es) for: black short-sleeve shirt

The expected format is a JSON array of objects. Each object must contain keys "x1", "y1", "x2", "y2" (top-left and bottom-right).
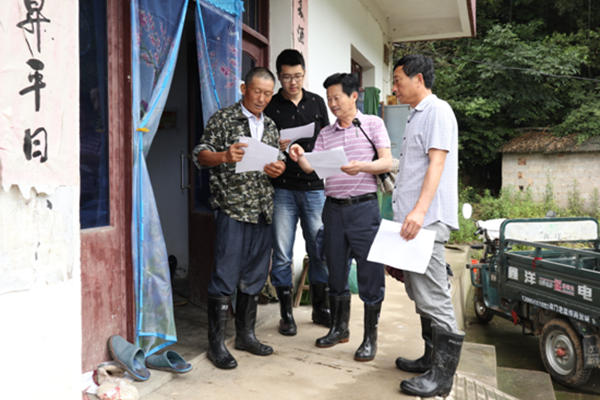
[{"x1": 264, "y1": 88, "x2": 330, "y2": 191}]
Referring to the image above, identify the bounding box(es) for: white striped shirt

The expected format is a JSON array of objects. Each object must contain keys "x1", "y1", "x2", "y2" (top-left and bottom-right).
[
  {"x1": 392, "y1": 94, "x2": 459, "y2": 230},
  {"x1": 314, "y1": 111, "x2": 390, "y2": 198}
]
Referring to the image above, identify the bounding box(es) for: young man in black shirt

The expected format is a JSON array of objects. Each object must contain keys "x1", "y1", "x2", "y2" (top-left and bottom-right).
[{"x1": 264, "y1": 49, "x2": 330, "y2": 335}]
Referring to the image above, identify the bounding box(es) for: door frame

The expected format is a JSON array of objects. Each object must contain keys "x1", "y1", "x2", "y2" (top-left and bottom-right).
[
  {"x1": 185, "y1": 0, "x2": 270, "y2": 307},
  {"x1": 80, "y1": 0, "x2": 133, "y2": 372},
  {"x1": 186, "y1": 36, "x2": 217, "y2": 307}
]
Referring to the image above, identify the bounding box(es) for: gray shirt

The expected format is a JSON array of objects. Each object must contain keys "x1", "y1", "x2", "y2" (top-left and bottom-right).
[{"x1": 392, "y1": 94, "x2": 459, "y2": 230}]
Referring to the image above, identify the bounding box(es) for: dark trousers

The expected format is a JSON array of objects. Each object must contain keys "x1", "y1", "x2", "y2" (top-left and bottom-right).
[
  {"x1": 322, "y1": 197, "x2": 385, "y2": 304},
  {"x1": 207, "y1": 210, "x2": 272, "y2": 297}
]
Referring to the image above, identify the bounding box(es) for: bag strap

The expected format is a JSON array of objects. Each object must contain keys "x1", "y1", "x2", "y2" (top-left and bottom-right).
[{"x1": 355, "y1": 122, "x2": 379, "y2": 160}]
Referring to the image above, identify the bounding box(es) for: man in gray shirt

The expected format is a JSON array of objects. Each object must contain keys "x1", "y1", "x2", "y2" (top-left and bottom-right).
[{"x1": 391, "y1": 54, "x2": 463, "y2": 398}]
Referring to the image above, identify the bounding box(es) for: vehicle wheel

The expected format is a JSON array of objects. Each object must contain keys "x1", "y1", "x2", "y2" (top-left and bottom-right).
[
  {"x1": 539, "y1": 318, "x2": 591, "y2": 388},
  {"x1": 473, "y1": 288, "x2": 494, "y2": 323}
]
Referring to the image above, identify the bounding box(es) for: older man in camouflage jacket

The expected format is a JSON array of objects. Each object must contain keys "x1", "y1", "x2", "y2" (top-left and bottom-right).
[{"x1": 194, "y1": 67, "x2": 286, "y2": 370}]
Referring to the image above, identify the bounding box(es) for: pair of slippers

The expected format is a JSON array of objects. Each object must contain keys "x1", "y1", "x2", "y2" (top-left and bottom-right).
[{"x1": 108, "y1": 335, "x2": 192, "y2": 381}]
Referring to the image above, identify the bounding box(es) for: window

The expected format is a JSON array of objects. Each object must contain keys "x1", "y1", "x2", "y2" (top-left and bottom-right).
[
  {"x1": 242, "y1": 0, "x2": 269, "y2": 77},
  {"x1": 242, "y1": 0, "x2": 260, "y2": 31},
  {"x1": 79, "y1": 0, "x2": 110, "y2": 229}
]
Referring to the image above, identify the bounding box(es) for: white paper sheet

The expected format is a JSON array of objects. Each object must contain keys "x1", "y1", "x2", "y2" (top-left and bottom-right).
[
  {"x1": 280, "y1": 122, "x2": 315, "y2": 150},
  {"x1": 367, "y1": 219, "x2": 436, "y2": 274},
  {"x1": 303, "y1": 147, "x2": 349, "y2": 179},
  {"x1": 235, "y1": 136, "x2": 279, "y2": 173}
]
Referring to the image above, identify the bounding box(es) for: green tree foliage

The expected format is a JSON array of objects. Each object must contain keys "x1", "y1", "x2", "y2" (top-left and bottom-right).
[{"x1": 394, "y1": 0, "x2": 600, "y2": 175}]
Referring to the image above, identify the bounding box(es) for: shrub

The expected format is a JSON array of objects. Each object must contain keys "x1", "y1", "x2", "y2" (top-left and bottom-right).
[
  {"x1": 542, "y1": 169, "x2": 558, "y2": 213},
  {"x1": 450, "y1": 204, "x2": 478, "y2": 244},
  {"x1": 567, "y1": 179, "x2": 585, "y2": 217},
  {"x1": 590, "y1": 188, "x2": 600, "y2": 220}
]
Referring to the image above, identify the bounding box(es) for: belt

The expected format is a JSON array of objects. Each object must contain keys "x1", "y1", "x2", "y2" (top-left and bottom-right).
[{"x1": 327, "y1": 192, "x2": 377, "y2": 206}]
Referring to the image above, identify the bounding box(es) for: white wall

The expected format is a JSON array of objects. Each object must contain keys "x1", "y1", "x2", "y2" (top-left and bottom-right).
[
  {"x1": 308, "y1": 0, "x2": 391, "y2": 118},
  {"x1": 0, "y1": 186, "x2": 82, "y2": 399},
  {"x1": 269, "y1": 0, "x2": 294, "y2": 88},
  {"x1": 269, "y1": 0, "x2": 391, "y2": 119},
  {"x1": 0, "y1": 0, "x2": 81, "y2": 397}
]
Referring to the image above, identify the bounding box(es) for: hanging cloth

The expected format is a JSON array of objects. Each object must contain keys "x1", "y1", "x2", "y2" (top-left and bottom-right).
[
  {"x1": 363, "y1": 86, "x2": 381, "y2": 116},
  {"x1": 194, "y1": 0, "x2": 243, "y2": 125},
  {"x1": 131, "y1": 0, "x2": 189, "y2": 356}
]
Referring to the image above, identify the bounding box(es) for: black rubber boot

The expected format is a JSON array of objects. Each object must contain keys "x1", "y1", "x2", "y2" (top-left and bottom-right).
[
  {"x1": 275, "y1": 286, "x2": 297, "y2": 336},
  {"x1": 234, "y1": 292, "x2": 274, "y2": 356},
  {"x1": 354, "y1": 302, "x2": 381, "y2": 362},
  {"x1": 396, "y1": 316, "x2": 433, "y2": 372},
  {"x1": 315, "y1": 295, "x2": 350, "y2": 348},
  {"x1": 310, "y1": 283, "x2": 331, "y2": 327},
  {"x1": 207, "y1": 296, "x2": 237, "y2": 369},
  {"x1": 400, "y1": 327, "x2": 465, "y2": 398}
]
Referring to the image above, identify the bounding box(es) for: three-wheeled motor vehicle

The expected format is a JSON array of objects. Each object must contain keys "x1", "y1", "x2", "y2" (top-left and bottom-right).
[{"x1": 464, "y1": 204, "x2": 600, "y2": 387}]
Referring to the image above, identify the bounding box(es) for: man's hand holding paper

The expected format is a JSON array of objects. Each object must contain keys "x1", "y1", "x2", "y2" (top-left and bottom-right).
[
  {"x1": 225, "y1": 142, "x2": 248, "y2": 163},
  {"x1": 279, "y1": 122, "x2": 315, "y2": 151},
  {"x1": 235, "y1": 136, "x2": 280, "y2": 174},
  {"x1": 303, "y1": 147, "x2": 349, "y2": 179}
]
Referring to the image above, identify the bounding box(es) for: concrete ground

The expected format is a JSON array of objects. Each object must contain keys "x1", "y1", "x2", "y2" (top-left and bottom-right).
[
  {"x1": 88, "y1": 244, "x2": 570, "y2": 399},
  {"x1": 86, "y1": 241, "x2": 597, "y2": 400},
  {"x1": 139, "y1": 274, "x2": 436, "y2": 400},
  {"x1": 128, "y1": 245, "x2": 529, "y2": 400},
  {"x1": 85, "y1": 244, "x2": 511, "y2": 400}
]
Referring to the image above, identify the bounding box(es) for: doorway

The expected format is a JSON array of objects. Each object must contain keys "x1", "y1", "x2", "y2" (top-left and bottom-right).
[
  {"x1": 143, "y1": 0, "x2": 274, "y2": 360},
  {"x1": 144, "y1": 3, "x2": 218, "y2": 359},
  {"x1": 145, "y1": 4, "x2": 212, "y2": 305}
]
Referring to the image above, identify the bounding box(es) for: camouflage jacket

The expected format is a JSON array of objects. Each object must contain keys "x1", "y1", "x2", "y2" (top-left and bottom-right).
[{"x1": 193, "y1": 101, "x2": 284, "y2": 224}]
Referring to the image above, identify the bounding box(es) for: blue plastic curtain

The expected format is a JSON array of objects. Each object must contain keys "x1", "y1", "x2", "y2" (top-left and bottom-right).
[
  {"x1": 130, "y1": 0, "x2": 243, "y2": 356},
  {"x1": 131, "y1": 0, "x2": 188, "y2": 355},
  {"x1": 195, "y1": 0, "x2": 243, "y2": 125}
]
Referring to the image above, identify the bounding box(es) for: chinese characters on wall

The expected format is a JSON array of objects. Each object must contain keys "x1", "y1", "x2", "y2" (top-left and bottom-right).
[
  {"x1": 0, "y1": 0, "x2": 78, "y2": 188},
  {"x1": 18, "y1": 1, "x2": 50, "y2": 163},
  {"x1": 292, "y1": 0, "x2": 308, "y2": 72}
]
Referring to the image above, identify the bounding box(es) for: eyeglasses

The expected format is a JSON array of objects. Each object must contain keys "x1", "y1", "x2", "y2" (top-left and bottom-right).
[{"x1": 280, "y1": 74, "x2": 305, "y2": 83}]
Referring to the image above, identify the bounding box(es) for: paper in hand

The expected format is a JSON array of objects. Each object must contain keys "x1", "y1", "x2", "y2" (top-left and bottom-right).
[
  {"x1": 280, "y1": 122, "x2": 315, "y2": 151},
  {"x1": 303, "y1": 147, "x2": 349, "y2": 179},
  {"x1": 367, "y1": 219, "x2": 436, "y2": 274},
  {"x1": 235, "y1": 136, "x2": 279, "y2": 173}
]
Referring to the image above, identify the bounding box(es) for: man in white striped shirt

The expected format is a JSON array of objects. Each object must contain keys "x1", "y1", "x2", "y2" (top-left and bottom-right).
[
  {"x1": 391, "y1": 54, "x2": 463, "y2": 398},
  {"x1": 289, "y1": 73, "x2": 391, "y2": 363}
]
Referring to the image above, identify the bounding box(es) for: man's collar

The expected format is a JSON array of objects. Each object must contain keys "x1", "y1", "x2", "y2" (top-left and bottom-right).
[
  {"x1": 334, "y1": 109, "x2": 362, "y2": 130},
  {"x1": 240, "y1": 102, "x2": 264, "y2": 121},
  {"x1": 231, "y1": 102, "x2": 246, "y2": 119},
  {"x1": 414, "y1": 94, "x2": 437, "y2": 111},
  {"x1": 276, "y1": 88, "x2": 306, "y2": 104}
]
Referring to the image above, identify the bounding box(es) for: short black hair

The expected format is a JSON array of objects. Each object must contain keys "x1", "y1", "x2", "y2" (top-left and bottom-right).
[
  {"x1": 323, "y1": 73, "x2": 359, "y2": 98},
  {"x1": 393, "y1": 54, "x2": 435, "y2": 89},
  {"x1": 275, "y1": 49, "x2": 305, "y2": 74},
  {"x1": 244, "y1": 67, "x2": 275, "y2": 86}
]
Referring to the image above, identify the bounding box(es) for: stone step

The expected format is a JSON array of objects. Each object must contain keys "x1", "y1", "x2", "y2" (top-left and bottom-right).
[
  {"x1": 407, "y1": 374, "x2": 521, "y2": 400},
  {"x1": 458, "y1": 342, "x2": 498, "y2": 389},
  {"x1": 442, "y1": 341, "x2": 528, "y2": 400},
  {"x1": 497, "y1": 367, "x2": 556, "y2": 400},
  {"x1": 449, "y1": 373, "x2": 522, "y2": 400}
]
